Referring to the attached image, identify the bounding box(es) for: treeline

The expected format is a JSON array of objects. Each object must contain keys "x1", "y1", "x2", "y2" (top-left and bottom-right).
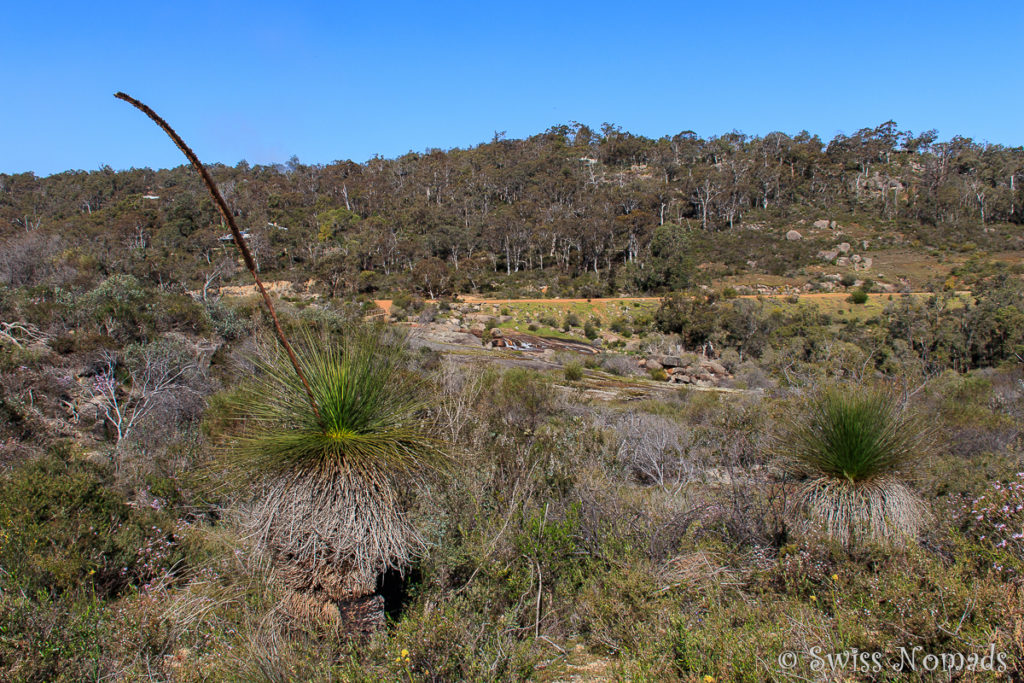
[{"x1": 1, "y1": 121, "x2": 1022, "y2": 296}]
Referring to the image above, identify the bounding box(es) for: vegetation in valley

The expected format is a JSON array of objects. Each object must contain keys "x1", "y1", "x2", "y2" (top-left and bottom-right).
[{"x1": 0, "y1": 120, "x2": 1022, "y2": 681}]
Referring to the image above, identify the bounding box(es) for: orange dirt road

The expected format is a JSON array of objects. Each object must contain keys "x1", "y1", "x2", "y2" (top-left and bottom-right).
[{"x1": 374, "y1": 291, "x2": 954, "y2": 314}]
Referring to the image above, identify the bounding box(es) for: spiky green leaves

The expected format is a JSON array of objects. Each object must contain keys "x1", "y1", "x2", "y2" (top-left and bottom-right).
[
  {"x1": 787, "y1": 386, "x2": 927, "y2": 483},
  {"x1": 229, "y1": 325, "x2": 445, "y2": 479}
]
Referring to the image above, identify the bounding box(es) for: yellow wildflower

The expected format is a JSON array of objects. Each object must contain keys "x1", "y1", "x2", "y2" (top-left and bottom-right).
[
  {"x1": 810, "y1": 595, "x2": 817, "y2": 602},
  {"x1": 831, "y1": 574, "x2": 839, "y2": 581}
]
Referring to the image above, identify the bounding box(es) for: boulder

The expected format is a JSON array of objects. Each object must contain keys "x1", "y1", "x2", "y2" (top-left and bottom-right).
[
  {"x1": 837, "y1": 242, "x2": 852, "y2": 254},
  {"x1": 836, "y1": 257, "x2": 850, "y2": 267},
  {"x1": 428, "y1": 330, "x2": 482, "y2": 346},
  {"x1": 813, "y1": 219, "x2": 830, "y2": 229},
  {"x1": 702, "y1": 360, "x2": 728, "y2": 376},
  {"x1": 786, "y1": 230, "x2": 803, "y2": 241},
  {"x1": 817, "y1": 249, "x2": 839, "y2": 262},
  {"x1": 850, "y1": 254, "x2": 862, "y2": 263},
  {"x1": 657, "y1": 355, "x2": 684, "y2": 368},
  {"x1": 645, "y1": 359, "x2": 664, "y2": 371},
  {"x1": 861, "y1": 256, "x2": 873, "y2": 269}
]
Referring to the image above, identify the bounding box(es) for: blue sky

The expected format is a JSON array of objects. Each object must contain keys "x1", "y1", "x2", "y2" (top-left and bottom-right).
[{"x1": 2, "y1": 1, "x2": 1021, "y2": 176}]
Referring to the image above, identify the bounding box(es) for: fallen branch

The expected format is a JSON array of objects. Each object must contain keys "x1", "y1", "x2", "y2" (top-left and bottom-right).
[{"x1": 0, "y1": 321, "x2": 47, "y2": 348}]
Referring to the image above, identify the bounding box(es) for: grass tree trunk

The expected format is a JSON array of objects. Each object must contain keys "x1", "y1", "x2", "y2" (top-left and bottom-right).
[{"x1": 277, "y1": 559, "x2": 383, "y2": 633}]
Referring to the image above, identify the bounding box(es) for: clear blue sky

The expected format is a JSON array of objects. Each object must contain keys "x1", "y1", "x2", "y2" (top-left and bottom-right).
[{"x1": 3, "y1": 1, "x2": 1021, "y2": 176}]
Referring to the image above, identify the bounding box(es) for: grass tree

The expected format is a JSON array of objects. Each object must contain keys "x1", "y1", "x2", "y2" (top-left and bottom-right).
[
  {"x1": 114, "y1": 93, "x2": 445, "y2": 630},
  {"x1": 781, "y1": 385, "x2": 931, "y2": 546},
  {"x1": 224, "y1": 326, "x2": 445, "y2": 630}
]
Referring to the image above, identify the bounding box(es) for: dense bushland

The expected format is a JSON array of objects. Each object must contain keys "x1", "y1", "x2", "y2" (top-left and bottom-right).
[
  {"x1": 1, "y1": 120, "x2": 1023, "y2": 677},
  {"x1": 0, "y1": 276, "x2": 1021, "y2": 679}
]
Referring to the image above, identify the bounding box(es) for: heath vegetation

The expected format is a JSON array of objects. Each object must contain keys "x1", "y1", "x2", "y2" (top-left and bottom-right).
[{"x1": 0, "y1": 112, "x2": 1022, "y2": 680}]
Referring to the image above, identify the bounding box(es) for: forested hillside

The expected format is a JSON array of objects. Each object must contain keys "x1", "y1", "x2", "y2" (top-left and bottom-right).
[{"x1": 3, "y1": 121, "x2": 1022, "y2": 297}]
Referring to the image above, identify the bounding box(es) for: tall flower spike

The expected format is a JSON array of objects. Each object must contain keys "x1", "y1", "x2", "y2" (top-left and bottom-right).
[{"x1": 114, "y1": 92, "x2": 322, "y2": 425}]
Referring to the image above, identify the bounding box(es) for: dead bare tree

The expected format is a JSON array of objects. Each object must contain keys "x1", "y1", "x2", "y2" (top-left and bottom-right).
[
  {"x1": 607, "y1": 412, "x2": 695, "y2": 493},
  {"x1": 432, "y1": 359, "x2": 483, "y2": 444},
  {"x1": 84, "y1": 341, "x2": 199, "y2": 466}
]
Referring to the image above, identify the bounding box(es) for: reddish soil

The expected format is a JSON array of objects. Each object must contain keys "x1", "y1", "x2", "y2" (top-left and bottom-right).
[{"x1": 374, "y1": 291, "x2": 945, "y2": 313}]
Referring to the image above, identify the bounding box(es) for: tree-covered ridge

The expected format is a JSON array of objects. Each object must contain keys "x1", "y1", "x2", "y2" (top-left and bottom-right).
[{"x1": 1, "y1": 121, "x2": 1022, "y2": 296}]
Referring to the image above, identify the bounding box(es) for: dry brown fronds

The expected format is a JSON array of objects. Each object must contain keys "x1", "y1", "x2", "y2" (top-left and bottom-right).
[
  {"x1": 246, "y1": 463, "x2": 423, "y2": 581},
  {"x1": 795, "y1": 475, "x2": 928, "y2": 545}
]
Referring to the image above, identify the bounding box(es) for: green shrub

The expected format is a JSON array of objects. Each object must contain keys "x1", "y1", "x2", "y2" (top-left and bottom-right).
[
  {"x1": 79, "y1": 274, "x2": 152, "y2": 341},
  {"x1": 0, "y1": 445, "x2": 184, "y2": 598},
  {"x1": 0, "y1": 590, "x2": 113, "y2": 683},
  {"x1": 391, "y1": 291, "x2": 413, "y2": 311},
  {"x1": 609, "y1": 316, "x2": 633, "y2": 337},
  {"x1": 204, "y1": 300, "x2": 247, "y2": 340},
  {"x1": 583, "y1": 320, "x2": 599, "y2": 340},
  {"x1": 848, "y1": 289, "x2": 868, "y2": 304},
  {"x1": 564, "y1": 362, "x2": 584, "y2": 381},
  {"x1": 154, "y1": 293, "x2": 211, "y2": 334},
  {"x1": 493, "y1": 369, "x2": 556, "y2": 431}
]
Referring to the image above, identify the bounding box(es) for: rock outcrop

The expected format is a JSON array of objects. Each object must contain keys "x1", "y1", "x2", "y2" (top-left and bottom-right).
[{"x1": 640, "y1": 356, "x2": 732, "y2": 386}]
